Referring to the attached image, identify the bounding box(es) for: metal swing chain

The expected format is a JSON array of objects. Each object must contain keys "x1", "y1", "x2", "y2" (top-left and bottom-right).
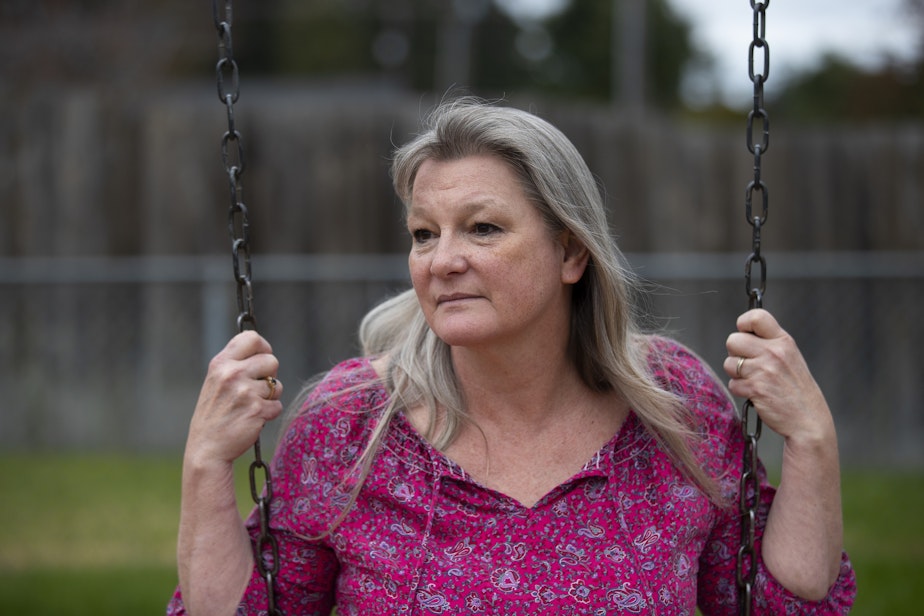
[
  {"x1": 737, "y1": 1, "x2": 770, "y2": 614},
  {"x1": 212, "y1": 2, "x2": 283, "y2": 614}
]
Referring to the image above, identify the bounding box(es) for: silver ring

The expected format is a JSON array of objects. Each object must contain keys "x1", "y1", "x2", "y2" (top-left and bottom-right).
[{"x1": 736, "y1": 357, "x2": 746, "y2": 379}]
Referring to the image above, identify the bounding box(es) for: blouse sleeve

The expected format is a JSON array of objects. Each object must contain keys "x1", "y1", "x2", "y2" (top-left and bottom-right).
[
  {"x1": 167, "y1": 357, "x2": 383, "y2": 616},
  {"x1": 647, "y1": 337, "x2": 857, "y2": 615}
]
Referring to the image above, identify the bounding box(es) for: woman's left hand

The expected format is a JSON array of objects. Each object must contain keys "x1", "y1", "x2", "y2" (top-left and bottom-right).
[
  {"x1": 724, "y1": 308, "x2": 833, "y2": 442},
  {"x1": 725, "y1": 309, "x2": 847, "y2": 599}
]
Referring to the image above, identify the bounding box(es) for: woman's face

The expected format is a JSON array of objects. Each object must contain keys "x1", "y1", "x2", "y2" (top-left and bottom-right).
[{"x1": 406, "y1": 154, "x2": 587, "y2": 352}]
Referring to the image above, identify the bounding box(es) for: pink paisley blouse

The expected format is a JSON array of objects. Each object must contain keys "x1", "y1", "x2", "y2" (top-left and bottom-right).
[{"x1": 168, "y1": 337, "x2": 856, "y2": 615}]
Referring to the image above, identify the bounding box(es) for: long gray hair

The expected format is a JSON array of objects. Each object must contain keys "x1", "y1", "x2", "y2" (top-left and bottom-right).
[{"x1": 297, "y1": 99, "x2": 718, "y2": 528}]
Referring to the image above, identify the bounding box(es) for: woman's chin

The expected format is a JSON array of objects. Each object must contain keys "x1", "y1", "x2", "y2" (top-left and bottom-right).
[{"x1": 430, "y1": 324, "x2": 497, "y2": 349}]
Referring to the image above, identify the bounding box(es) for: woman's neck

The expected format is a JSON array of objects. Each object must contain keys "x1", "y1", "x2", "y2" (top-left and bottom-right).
[{"x1": 449, "y1": 343, "x2": 594, "y2": 429}]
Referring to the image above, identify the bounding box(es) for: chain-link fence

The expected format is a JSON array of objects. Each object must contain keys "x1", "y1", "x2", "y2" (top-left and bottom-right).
[{"x1": 1, "y1": 252, "x2": 920, "y2": 471}]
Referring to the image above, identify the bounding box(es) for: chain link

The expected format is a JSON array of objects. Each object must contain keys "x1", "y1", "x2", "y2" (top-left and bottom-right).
[
  {"x1": 738, "y1": 1, "x2": 770, "y2": 614},
  {"x1": 212, "y1": 2, "x2": 283, "y2": 614}
]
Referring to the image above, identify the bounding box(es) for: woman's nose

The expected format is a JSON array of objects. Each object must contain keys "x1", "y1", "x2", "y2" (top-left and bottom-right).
[{"x1": 429, "y1": 234, "x2": 468, "y2": 276}]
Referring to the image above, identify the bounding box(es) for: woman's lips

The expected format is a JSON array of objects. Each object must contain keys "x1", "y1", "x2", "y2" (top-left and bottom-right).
[{"x1": 437, "y1": 293, "x2": 479, "y2": 305}]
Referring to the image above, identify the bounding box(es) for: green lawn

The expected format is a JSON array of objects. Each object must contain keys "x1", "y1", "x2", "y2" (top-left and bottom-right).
[{"x1": 0, "y1": 454, "x2": 920, "y2": 615}]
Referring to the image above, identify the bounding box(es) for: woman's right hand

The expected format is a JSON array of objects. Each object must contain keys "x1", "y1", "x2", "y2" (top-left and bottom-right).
[
  {"x1": 177, "y1": 331, "x2": 283, "y2": 615},
  {"x1": 185, "y1": 330, "x2": 284, "y2": 467}
]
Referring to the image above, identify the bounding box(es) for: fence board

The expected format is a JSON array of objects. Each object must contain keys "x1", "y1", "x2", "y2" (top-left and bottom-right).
[{"x1": 0, "y1": 86, "x2": 921, "y2": 468}]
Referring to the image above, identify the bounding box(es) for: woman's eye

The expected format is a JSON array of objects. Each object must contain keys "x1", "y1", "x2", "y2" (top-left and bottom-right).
[
  {"x1": 472, "y1": 222, "x2": 500, "y2": 236},
  {"x1": 411, "y1": 228, "x2": 434, "y2": 243}
]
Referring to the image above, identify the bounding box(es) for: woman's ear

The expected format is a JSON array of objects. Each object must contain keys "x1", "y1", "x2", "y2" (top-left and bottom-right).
[{"x1": 560, "y1": 230, "x2": 590, "y2": 284}]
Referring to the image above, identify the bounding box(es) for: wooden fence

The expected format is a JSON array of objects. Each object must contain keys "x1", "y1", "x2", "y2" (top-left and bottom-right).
[{"x1": 1, "y1": 84, "x2": 921, "y2": 469}]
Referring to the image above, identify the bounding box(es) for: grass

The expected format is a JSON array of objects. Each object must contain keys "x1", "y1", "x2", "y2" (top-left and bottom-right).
[
  {"x1": 838, "y1": 469, "x2": 924, "y2": 613},
  {"x1": 0, "y1": 454, "x2": 920, "y2": 615},
  {"x1": 0, "y1": 453, "x2": 252, "y2": 616}
]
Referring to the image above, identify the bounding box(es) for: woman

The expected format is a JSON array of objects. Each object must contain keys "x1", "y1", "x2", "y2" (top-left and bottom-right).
[{"x1": 169, "y1": 99, "x2": 855, "y2": 614}]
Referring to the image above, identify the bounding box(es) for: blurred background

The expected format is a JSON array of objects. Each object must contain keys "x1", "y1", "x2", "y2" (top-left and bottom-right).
[{"x1": 1, "y1": 0, "x2": 922, "y2": 613}]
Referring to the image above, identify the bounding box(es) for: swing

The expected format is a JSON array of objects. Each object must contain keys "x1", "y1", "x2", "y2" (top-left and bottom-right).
[
  {"x1": 212, "y1": 2, "x2": 281, "y2": 614},
  {"x1": 738, "y1": 2, "x2": 771, "y2": 613},
  {"x1": 208, "y1": 2, "x2": 773, "y2": 614}
]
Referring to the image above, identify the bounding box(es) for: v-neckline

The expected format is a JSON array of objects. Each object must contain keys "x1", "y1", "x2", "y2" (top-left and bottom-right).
[{"x1": 392, "y1": 408, "x2": 640, "y2": 510}]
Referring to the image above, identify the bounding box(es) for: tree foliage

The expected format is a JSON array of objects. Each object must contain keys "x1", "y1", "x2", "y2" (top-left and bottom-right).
[
  {"x1": 768, "y1": 1, "x2": 924, "y2": 123},
  {"x1": 533, "y1": 0, "x2": 697, "y2": 107},
  {"x1": 772, "y1": 54, "x2": 924, "y2": 124},
  {"x1": 3, "y1": 0, "x2": 920, "y2": 122},
  {"x1": 231, "y1": 0, "x2": 698, "y2": 110}
]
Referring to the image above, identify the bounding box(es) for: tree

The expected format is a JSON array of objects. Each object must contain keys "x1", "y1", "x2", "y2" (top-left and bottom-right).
[
  {"x1": 531, "y1": 0, "x2": 700, "y2": 109},
  {"x1": 771, "y1": 54, "x2": 923, "y2": 123},
  {"x1": 228, "y1": 0, "x2": 699, "y2": 110},
  {"x1": 761, "y1": 0, "x2": 924, "y2": 123}
]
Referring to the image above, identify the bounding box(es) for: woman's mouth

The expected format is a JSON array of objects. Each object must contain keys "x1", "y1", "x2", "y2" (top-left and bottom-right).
[{"x1": 437, "y1": 293, "x2": 479, "y2": 305}]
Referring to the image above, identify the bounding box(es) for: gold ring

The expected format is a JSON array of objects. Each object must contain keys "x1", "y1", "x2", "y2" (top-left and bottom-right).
[
  {"x1": 264, "y1": 376, "x2": 278, "y2": 400},
  {"x1": 736, "y1": 357, "x2": 746, "y2": 379}
]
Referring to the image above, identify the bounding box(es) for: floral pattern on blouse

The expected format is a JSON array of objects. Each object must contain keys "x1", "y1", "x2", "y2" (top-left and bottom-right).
[{"x1": 168, "y1": 337, "x2": 856, "y2": 615}]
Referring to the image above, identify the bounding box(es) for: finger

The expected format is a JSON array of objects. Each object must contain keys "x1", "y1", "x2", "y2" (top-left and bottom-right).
[
  {"x1": 259, "y1": 376, "x2": 284, "y2": 401},
  {"x1": 260, "y1": 399, "x2": 284, "y2": 428},
  {"x1": 223, "y1": 330, "x2": 273, "y2": 360},
  {"x1": 243, "y1": 354, "x2": 280, "y2": 381},
  {"x1": 723, "y1": 355, "x2": 750, "y2": 380},
  {"x1": 256, "y1": 385, "x2": 285, "y2": 425},
  {"x1": 205, "y1": 353, "x2": 278, "y2": 397},
  {"x1": 724, "y1": 329, "x2": 769, "y2": 373},
  {"x1": 737, "y1": 308, "x2": 784, "y2": 339}
]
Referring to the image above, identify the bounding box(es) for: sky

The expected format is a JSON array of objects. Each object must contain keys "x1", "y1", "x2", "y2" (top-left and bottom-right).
[
  {"x1": 495, "y1": 0, "x2": 922, "y2": 106},
  {"x1": 671, "y1": 0, "x2": 922, "y2": 105}
]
